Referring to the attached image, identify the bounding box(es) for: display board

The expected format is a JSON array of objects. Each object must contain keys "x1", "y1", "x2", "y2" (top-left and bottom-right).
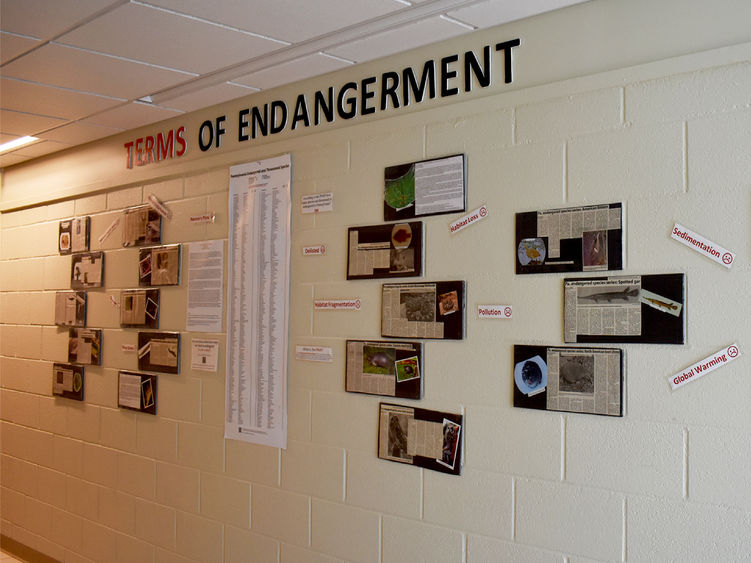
[
  {"x1": 563, "y1": 273, "x2": 686, "y2": 344},
  {"x1": 515, "y1": 203, "x2": 623, "y2": 274},
  {"x1": 68, "y1": 328, "x2": 102, "y2": 365},
  {"x1": 120, "y1": 289, "x2": 159, "y2": 328},
  {"x1": 55, "y1": 291, "x2": 86, "y2": 327},
  {"x1": 139, "y1": 244, "x2": 180, "y2": 286},
  {"x1": 384, "y1": 154, "x2": 466, "y2": 221},
  {"x1": 513, "y1": 345, "x2": 623, "y2": 417},
  {"x1": 226, "y1": 154, "x2": 291, "y2": 449},
  {"x1": 381, "y1": 281, "x2": 466, "y2": 339},
  {"x1": 71, "y1": 251, "x2": 104, "y2": 288},
  {"x1": 118, "y1": 371, "x2": 157, "y2": 415},
  {"x1": 347, "y1": 222, "x2": 423, "y2": 280},
  {"x1": 378, "y1": 403, "x2": 463, "y2": 475},
  {"x1": 52, "y1": 363, "x2": 84, "y2": 401},
  {"x1": 58, "y1": 216, "x2": 90, "y2": 254},
  {"x1": 122, "y1": 205, "x2": 162, "y2": 247},
  {"x1": 346, "y1": 340, "x2": 422, "y2": 399},
  {"x1": 137, "y1": 331, "x2": 179, "y2": 374}
]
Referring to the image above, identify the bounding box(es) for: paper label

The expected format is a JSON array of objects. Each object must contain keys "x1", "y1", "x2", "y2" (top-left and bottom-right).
[
  {"x1": 302, "y1": 244, "x2": 326, "y2": 256},
  {"x1": 301, "y1": 192, "x2": 333, "y2": 214},
  {"x1": 109, "y1": 295, "x2": 120, "y2": 308},
  {"x1": 669, "y1": 343, "x2": 741, "y2": 390},
  {"x1": 314, "y1": 299, "x2": 361, "y2": 311},
  {"x1": 148, "y1": 194, "x2": 173, "y2": 221},
  {"x1": 295, "y1": 345, "x2": 334, "y2": 362},
  {"x1": 449, "y1": 204, "x2": 488, "y2": 234},
  {"x1": 189, "y1": 213, "x2": 216, "y2": 224},
  {"x1": 478, "y1": 305, "x2": 513, "y2": 319},
  {"x1": 671, "y1": 223, "x2": 735, "y2": 268},
  {"x1": 121, "y1": 344, "x2": 137, "y2": 353},
  {"x1": 98, "y1": 217, "x2": 120, "y2": 244},
  {"x1": 191, "y1": 339, "x2": 219, "y2": 372}
]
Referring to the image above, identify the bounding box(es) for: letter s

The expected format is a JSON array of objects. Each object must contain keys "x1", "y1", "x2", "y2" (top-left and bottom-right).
[{"x1": 175, "y1": 126, "x2": 187, "y2": 156}]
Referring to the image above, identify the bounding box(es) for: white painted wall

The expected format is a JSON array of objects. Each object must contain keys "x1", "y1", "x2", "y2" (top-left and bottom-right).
[{"x1": 1, "y1": 1, "x2": 750, "y2": 561}]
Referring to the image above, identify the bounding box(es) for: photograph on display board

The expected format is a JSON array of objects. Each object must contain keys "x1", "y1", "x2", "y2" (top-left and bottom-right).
[
  {"x1": 384, "y1": 154, "x2": 466, "y2": 221},
  {"x1": 70, "y1": 251, "x2": 104, "y2": 288},
  {"x1": 346, "y1": 340, "x2": 422, "y2": 399},
  {"x1": 513, "y1": 345, "x2": 623, "y2": 417},
  {"x1": 122, "y1": 205, "x2": 162, "y2": 247},
  {"x1": 52, "y1": 363, "x2": 84, "y2": 401},
  {"x1": 58, "y1": 216, "x2": 90, "y2": 254},
  {"x1": 377, "y1": 403, "x2": 463, "y2": 475},
  {"x1": 139, "y1": 244, "x2": 180, "y2": 286},
  {"x1": 55, "y1": 291, "x2": 86, "y2": 327},
  {"x1": 381, "y1": 281, "x2": 465, "y2": 340},
  {"x1": 563, "y1": 273, "x2": 686, "y2": 344},
  {"x1": 120, "y1": 288, "x2": 160, "y2": 328},
  {"x1": 515, "y1": 202, "x2": 623, "y2": 274},
  {"x1": 347, "y1": 222, "x2": 423, "y2": 280},
  {"x1": 118, "y1": 371, "x2": 157, "y2": 415},
  {"x1": 67, "y1": 328, "x2": 102, "y2": 365},
  {"x1": 138, "y1": 331, "x2": 180, "y2": 374}
]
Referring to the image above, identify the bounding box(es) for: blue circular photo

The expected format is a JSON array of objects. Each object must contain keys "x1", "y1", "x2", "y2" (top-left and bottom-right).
[
  {"x1": 514, "y1": 355, "x2": 547, "y2": 395},
  {"x1": 517, "y1": 238, "x2": 546, "y2": 266}
]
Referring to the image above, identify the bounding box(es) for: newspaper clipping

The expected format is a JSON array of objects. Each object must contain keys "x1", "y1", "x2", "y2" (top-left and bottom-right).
[
  {"x1": 68, "y1": 328, "x2": 102, "y2": 365},
  {"x1": 52, "y1": 363, "x2": 84, "y2": 401},
  {"x1": 564, "y1": 277, "x2": 642, "y2": 342},
  {"x1": 59, "y1": 217, "x2": 90, "y2": 254},
  {"x1": 120, "y1": 289, "x2": 159, "y2": 327},
  {"x1": 381, "y1": 283, "x2": 443, "y2": 338},
  {"x1": 347, "y1": 222, "x2": 421, "y2": 279},
  {"x1": 122, "y1": 205, "x2": 161, "y2": 247},
  {"x1": 71, "y1": 251, "x2": 104, "y2": 289},
  {"x1": 55, "y1": 291, "x2": 86, "y2": 327},
  {"x1": 537, "y1": 204, "x2": 621, "y2": 261},
  {"x1": 346, "y1": 340, "x2": 421, "y2": 398},
  {"x1": 139, "y1": 245, "x2": 180, "y2": 286}
]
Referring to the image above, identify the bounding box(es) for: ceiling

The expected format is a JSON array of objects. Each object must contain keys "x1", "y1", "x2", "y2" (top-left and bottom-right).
[{"x1": 0, "y1": 0, "x2": 588, "y2": 169}]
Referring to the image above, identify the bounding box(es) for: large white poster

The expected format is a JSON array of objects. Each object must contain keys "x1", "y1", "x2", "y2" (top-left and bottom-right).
[{"x1": 226, "y1": 154, "x2": 291, "y2": 448}]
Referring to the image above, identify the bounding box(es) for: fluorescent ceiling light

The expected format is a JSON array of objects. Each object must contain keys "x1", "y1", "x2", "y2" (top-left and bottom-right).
[{"x1": 0, "y1": 136, "x2": 39, "y2": 154}]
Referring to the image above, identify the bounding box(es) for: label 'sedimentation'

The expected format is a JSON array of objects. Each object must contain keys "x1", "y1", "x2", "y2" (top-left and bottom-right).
[
  {"x1": 450, "y1": 205, "x2": 488, "y2": 234},
  {"x1": 669, "y1": 343, "x2": 741, "y2": 390},
  {"x1": 671, "y1": 223, "x2": 735, "y2": 269}
]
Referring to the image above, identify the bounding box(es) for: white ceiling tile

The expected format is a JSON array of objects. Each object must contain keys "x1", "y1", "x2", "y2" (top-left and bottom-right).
[
  {"x1": 0, "y1": 32, "x2": 41, "y2": 64},
  {"x1": 0, "y1": 109, "x2": 68, "y2": 136},
  {"x1": 12, "y1": 139, "x2": 72, "y2": 157},
  {"x1": 326, "y1": 16, "x2": 471, "y2": 63},
  {"x1": 0, "y1": 78, "x2": 124, "y2": 120},
  {"x1": 146, "y1": 0, "x2": 403, "y2": 43},
  {"x1": 80, "y1": 101, "x2": 183, "y2": 130},
  {"x1": 160, "y1": 82, "x2": 257, "y2": 113},
  {"x1": 2, "y1": 43, "x2": 195, "y2": 100},
  {"x1": 0, "y1": 0, "x2": 120, "y2": 39},
  {"x1": 232, "y1": 54, "x2": 352, "y2": 91},
  {"x1": 37, "y1": 121, "x2": 122, "y2": 144},
  {"x1": 57, "y1": 3, "x2": 285, "y2": 75},
  {"x1": 447, "y1": 0, "x2": 590, "y2": 28}
]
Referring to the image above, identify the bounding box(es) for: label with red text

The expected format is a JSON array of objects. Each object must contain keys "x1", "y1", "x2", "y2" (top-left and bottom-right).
[
  {"x1": 449, "y1": 205, "x2": 488, "y2": 234},
  {"x1": 98, "y1": 217, "x2": 120, "y2": 244},
  {"x1": 671, "y1": 223, "x2": 735, "y2": 268},
  {"x1": 295, "y1": 345, "x2": 334, "y2": 363},
  {"x1": 189, "y1": 213, "x2": 216, "y2": 224},
  {"x1": 121, "y1": 344, "x2": 137, "y2": 353},
  {"x1": 148, "y1": 194, "x2": 173, "y2": 221},
  {"x1": 478, "y1": 305, "x2": 513, "y2": 319},
  {"x1": 302, "y1": 244, "x2": 326, "y2": 256},
  {"x1": 314, "y1": 299, "x2": 361, "y2": 311},
  {"x1": 669, "y1": 343, "x2": 741, "y2": 390},
  {"x1": 301, "y1": 192, "x2": 333, "y2": 214}
]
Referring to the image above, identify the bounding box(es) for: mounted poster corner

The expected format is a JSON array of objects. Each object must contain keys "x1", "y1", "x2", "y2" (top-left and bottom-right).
[
  {"x1": 515, "y1": 202, "x2": 623, "y2": 274},
  {"x1": 384, "y1": 154, "x2": 466, "y2": 221}
]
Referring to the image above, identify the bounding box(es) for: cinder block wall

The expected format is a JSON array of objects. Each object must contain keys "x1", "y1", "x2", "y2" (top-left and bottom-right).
[{"x1": 2, "y1": 28, "x2": 750, "y2": 563}]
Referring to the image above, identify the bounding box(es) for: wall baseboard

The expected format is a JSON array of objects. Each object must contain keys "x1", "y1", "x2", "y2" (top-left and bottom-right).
[{"x1": 0, "y1": 535, "x2": 60, "y2": 563}]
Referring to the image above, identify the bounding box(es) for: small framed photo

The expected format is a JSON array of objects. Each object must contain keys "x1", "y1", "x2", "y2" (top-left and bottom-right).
[
  {"x1": 122, "y1": 205, "x2": 162, "y2": 247},
  {"x1": 52, "y1": 363, "x2": 84, "y2": 401},
  {"x1": 138, "y1": 331, "x2": 180, "y2": 374},
  {"x1": 139, "y1": 245, "x2": 180, "y2": 286},
  {"x1": 71, "y1": 251, "x2": 104, "y2": 289},
  {"x1": 118, "y1": 371, "x2": 157, "y2": 415},
  {"x1": 59, "y1": 216, "x2": 90, "y2": 254},
  {"x1": 120, "y1": 289, "x2": 159, "y2": 328}
]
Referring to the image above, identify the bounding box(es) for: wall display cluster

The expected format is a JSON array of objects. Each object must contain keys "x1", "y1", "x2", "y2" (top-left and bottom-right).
[
  {"x1": 139, "y1": 244, "x2": 180, "y2": 286},
  {"x1": 347, "y1": 222, "x2": 423, "y2": 280},
  {"x1": 122, "y1": 205, "x2": 162, "y2": 247},
  {"x1": 346, "y1": 340, "x2": 422, "y2": 399},
  {"x1": 515, "y1": 203, "x2": 623, "y2": 274},
  {"x1": 378, "y1": 403, "x2": 463, "y2": 475},
  {"x1": 71, "y1": 251, "x2": 104, "y2": 288},
  {"x1": 120, "y1": 289, "x2": 160, "y2": 328},
  {"x1": 381, "y1": 281, "x2": 465, "y2": 339},
  {"x1": 52, "y1": 363, "x2": 84, "y2": 401},
  {"x1": 58, "y1": 216, "x2": 90, "y2": 254},
  {"x1": 68, "y1": 328, "x2": 102, "y2": 365},
  {"x1": 563, "y1": 273, "x2": 685, "y2": 344},
  {"x1": 384, "y1": 154, "x2": 466, "y2": 221},
  {"x1": 138, "y1": 331, "x2": 180, "y2": 374},
  {"x1": 118, "y1": 371, "x2": 157, "y2": 415},
  {"x1": 513, "y1": 345, "x2": 624, "y2": 417},
  {"x1": 55, "y1": 291, "x2": 86, "y2": 327}
]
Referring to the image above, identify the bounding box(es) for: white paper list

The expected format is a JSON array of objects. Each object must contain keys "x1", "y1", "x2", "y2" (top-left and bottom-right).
[
  {"x1": 186, "y1": 240, "x2": 224, "y2": 333},
  {"x1": 226, "y1": 155, "x2": 291, "y2": 449}
]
